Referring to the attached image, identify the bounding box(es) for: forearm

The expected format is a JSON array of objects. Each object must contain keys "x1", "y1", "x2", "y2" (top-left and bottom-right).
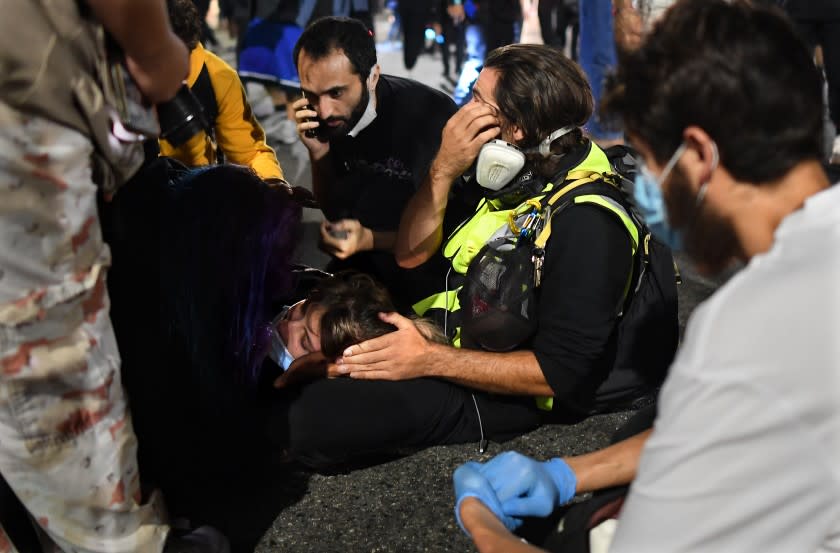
[
  {"x1": 247, "y1": 148, "x2": 284, "y2": 181},
  {"x1": 461, "y1": 498, "x2": 544, "y2": 553},
  {"x1": 395, "y1": 161, "x2": 455, "y2": 268},
  {"x1": 565, "y1": 429, "x2": 651, "y2": 494},
  {"x1": 371, "y1": 230, "x2": 396, "y2": 252},
  {"x1": 218, "y1": 98, "x2": 285, "y2": 180},
  {"x1": 86, "y1": 0, "x2": 178, "y2": 63},
  {"x1": 426, "y1": 345, "x2": 554, "y2": 396},
  {"x1": 225, "y1": 119, "x2": 283, "y2": 179},
  {"x1": 352, "y1": 228, "x2": 397, "y2": 253}
]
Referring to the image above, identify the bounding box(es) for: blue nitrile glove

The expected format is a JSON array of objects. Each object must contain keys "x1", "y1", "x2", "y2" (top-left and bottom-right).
[
  {"x1": 479, "y1": 451, "x2": 577, "y2": 518},
  {"x1": 453, "y1": 461, "x2": 523, "y2": 535}
]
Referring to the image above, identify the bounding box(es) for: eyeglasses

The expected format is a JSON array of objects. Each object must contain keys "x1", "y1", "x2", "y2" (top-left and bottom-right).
[{"x1": 271, "y1": 299, "x2": 306, "y2": 328}]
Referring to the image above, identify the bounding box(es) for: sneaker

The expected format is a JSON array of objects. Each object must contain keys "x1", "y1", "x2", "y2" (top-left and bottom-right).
[
  {"x1": 163, "y1": 526, "x2": 230, "y2": 553},
  {"x1": 261, "y1": 112, "x2": 298, "y2": 145}
]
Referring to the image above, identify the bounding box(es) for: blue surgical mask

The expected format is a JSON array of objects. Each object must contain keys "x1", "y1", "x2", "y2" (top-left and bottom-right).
[
  {"x1": 268, "y1": 301, "x2": 303, "y2": 372},
  {"x1": 633, "y1": 143, "x2": 687, "y2": 250},
  {"x1": 269, "y1": 327, "x2": 295, "y2": 372}
]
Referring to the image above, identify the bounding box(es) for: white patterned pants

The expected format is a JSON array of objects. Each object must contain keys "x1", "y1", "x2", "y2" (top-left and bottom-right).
[{"x1": 0, "y1": 101, "x2": 169, "y2": 552}]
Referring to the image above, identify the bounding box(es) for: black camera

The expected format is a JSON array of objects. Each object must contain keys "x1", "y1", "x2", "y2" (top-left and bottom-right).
[{"x1": 157, "y1": 85, "x2": 211, "y2": 147}]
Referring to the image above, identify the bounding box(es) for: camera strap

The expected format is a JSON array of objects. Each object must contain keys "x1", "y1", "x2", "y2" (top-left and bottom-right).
[{"x1": 190, "y1": 63, "x2": 224, "y2": 165}]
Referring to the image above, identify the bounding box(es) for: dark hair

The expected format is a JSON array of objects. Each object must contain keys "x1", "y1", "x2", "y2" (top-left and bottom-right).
[
  {"x1": 307, "y1": 272, "x2": 446, "y2": 359},
  {"x1": 602, "y1": 0, "x2": 823, "y2": 183},
  {"x1": 167, "y1": 0, "x2": 202, "y2": 50},
  {"x1": 293, "y1": 16, "x2": 377, "y2": 82},
  {"x1": 484, "y1": 44, "x2": 593, "y2": 175},
  {"x1": 306, "y1": 272, "x2": 396, "y2": 359}
]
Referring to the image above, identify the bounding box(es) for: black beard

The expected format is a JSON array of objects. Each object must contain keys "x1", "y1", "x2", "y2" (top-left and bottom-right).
[
  {"x1": 666, "y1": 165, "x2": 739, "y2": 275},
  {"x1": 321, "y1": 86, "x2": 370, "y2": 140}
]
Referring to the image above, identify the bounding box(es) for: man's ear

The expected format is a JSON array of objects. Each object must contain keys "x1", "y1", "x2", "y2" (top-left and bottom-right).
[
  {"x1": 368, "y1": 64, "x2": 381, "y2": 91},
  {"x1": 682, "y1": 126, "x2": 719, "y2": 190}
]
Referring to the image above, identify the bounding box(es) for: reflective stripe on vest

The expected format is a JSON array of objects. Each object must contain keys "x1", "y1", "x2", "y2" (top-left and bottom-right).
[{"x1": 573, "y1": 195, "x2": 639, "y2": 251}]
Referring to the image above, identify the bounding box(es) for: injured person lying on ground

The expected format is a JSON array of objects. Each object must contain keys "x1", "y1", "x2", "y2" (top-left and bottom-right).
[{"x1": 267, "y1": 270, "x2": 449, "y2": 388}]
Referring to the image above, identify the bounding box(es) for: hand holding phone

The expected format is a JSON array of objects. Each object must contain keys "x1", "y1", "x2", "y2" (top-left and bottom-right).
[
  {"x1": 292, "y1": 97, "x2": 322, "y2": 138},
  {"x1": 320, "y1": 219, "x2": 372, "y2": 260},
  {"x1": 303, "y1": 104, "x2": 319, "y2": 139},
  {"x1": 328, "y1": 228, "x2": 349, "y2": 240}
]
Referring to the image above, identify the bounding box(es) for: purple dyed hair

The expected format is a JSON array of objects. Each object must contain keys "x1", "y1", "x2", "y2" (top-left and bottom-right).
[{"x1": 162, "y1": 165, "x2": 300, "y2": 399}]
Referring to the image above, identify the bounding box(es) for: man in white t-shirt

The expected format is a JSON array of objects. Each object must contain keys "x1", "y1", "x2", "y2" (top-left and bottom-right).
[{"x1": 451, "y1": 1, "x2": 840, "y2": 551}]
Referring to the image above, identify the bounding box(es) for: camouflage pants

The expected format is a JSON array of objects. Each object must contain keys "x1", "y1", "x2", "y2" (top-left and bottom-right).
[{"x1": 0, "y1": 101, "x2": 169, "y2": 552}]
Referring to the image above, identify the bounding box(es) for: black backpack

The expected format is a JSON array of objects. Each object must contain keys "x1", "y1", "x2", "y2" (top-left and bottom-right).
[{"x1": 536, "y1": 148, "x2": 680, "y2": 411}]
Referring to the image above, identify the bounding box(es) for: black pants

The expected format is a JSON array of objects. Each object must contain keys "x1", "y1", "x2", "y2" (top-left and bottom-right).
[
  {"x1": 272, "y1": 377, "x2": 542, "y2": 468},
  {"x1": 522, "y1": 404, "x2": 657, "y2": 552},
  {"x1": 441, "y1": 18, "x2": 467, "y2": 77},
  {"x1": 399, "y1": 4, "x2": 430, "y2": 70},
  {"x1": 481, "y1": 15, "x2": 517, "y2": 54},
  {"x1": 538, "y1": 0, "x2": 579, "y2": 59},
  {"x1": 795, "y1": 16, "x2": 840, "y2": 130}
]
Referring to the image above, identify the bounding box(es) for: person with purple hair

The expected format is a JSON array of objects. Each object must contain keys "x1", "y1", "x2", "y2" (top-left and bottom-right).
[{"x1": 103, "y1": 161, "x2": 301, "y2": 544}]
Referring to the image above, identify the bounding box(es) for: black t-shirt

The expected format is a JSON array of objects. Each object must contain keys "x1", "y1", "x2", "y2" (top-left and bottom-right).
[
  {"x1": 322, "y1": 74, "x2": 457, "y2": 309},
  {"x1": 531, "y1": 202, "x2": 633, "y2": 415}
]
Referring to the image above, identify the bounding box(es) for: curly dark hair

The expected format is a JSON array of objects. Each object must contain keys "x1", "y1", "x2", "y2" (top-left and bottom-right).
[
  {"x1": 167, "y1": 0, "x2": 202, "y2": 51},
  {"x1": 307, "y1": 272, "x2": 446, "y2": 359},
  {"x1": 602, "y1": 0, "x2": 823, "y2": 183}
]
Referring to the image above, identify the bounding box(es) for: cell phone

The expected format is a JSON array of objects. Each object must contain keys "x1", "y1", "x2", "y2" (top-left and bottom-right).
[
  {"x1": 302, "y1": 103, "x2": 322, "y2": 139},
  {"x1": 328, "y1": 228, "x2": 349, "y2": 240}
]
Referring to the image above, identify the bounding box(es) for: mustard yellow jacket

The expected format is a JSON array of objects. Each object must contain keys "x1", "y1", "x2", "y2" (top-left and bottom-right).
[{"x1": 159, "y1": 43, "x2": 284, "y2": 180}]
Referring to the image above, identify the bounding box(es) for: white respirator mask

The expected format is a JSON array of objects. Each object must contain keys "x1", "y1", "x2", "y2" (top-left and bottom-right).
[{"x1": 475, "y1": 125, "x2": 577, "y2": 191}]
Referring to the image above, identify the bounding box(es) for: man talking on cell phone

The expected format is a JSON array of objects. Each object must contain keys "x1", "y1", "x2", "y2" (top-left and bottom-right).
[{"x1": 292, "y1": 16, "x2": 459, "y2": 310}]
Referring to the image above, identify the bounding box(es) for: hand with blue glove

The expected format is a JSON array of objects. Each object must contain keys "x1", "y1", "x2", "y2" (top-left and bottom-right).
[
  {"x1": 479, "y1": 451, "x2": 577, "y2": 518},
  {"x1": 453, "y1": 461, "x2": 523, "y2": 535}
]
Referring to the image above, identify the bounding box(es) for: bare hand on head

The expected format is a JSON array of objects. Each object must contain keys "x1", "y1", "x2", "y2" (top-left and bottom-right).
[
  {"x1": 336, "y1": 312, "x2": 438, "y2": 380},
  {"x1": 319, "y1": 219, "x2": 373, "y2": 259},
  {"x1": 292, "y1": 97, "x2": 330, "y2": 160},
  {"x1": 433, "y1": 102, "x2": 500, "y2": 182}
]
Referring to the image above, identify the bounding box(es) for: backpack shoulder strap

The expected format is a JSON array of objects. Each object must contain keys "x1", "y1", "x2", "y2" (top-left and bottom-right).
[
  {"x1": 190, "y1": 62, "x2": 219, "y2": 126},
  {"x1": 532, "y1": 174, "x2": 643, "y2": 314},
  {"x1": 535, "y1": 171, "x2": 637, "y2": 250},
  {"x1": 188, "y1": 62, "x2": 225, "y2": 164}
]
